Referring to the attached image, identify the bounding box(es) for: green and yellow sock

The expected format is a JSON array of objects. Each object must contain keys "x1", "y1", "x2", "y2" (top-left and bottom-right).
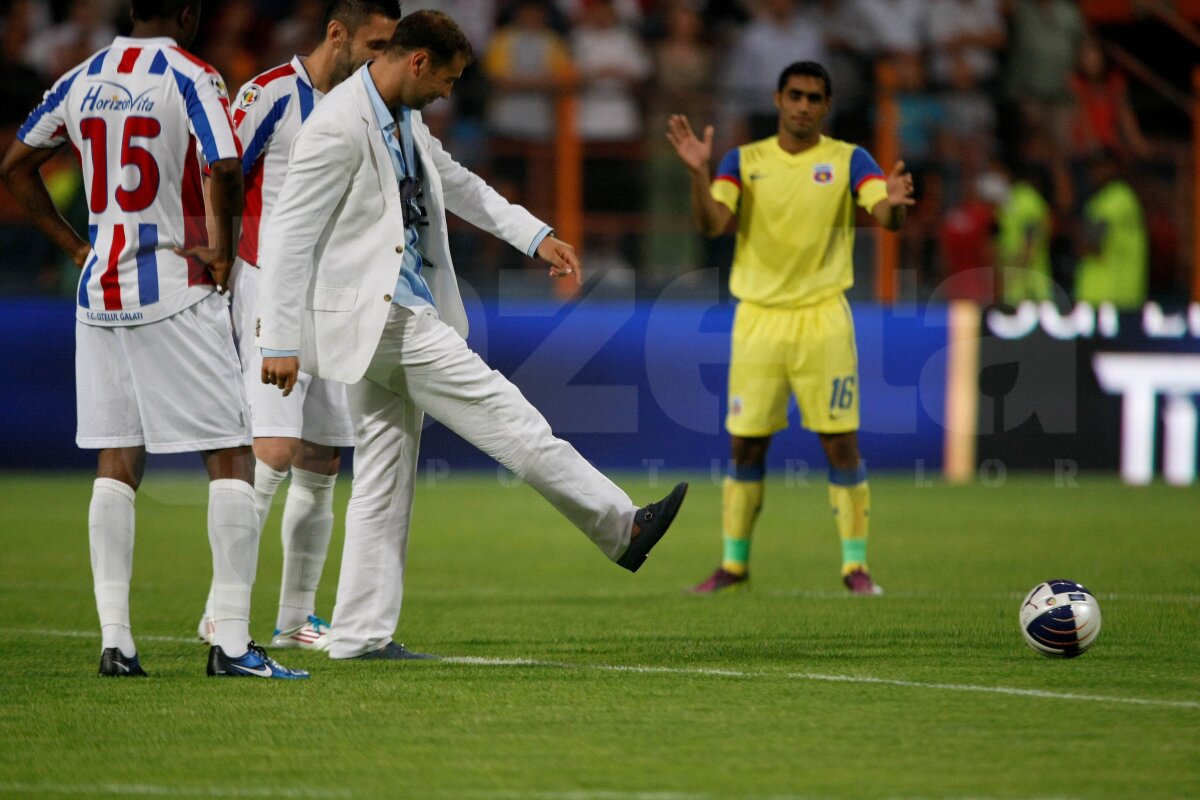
[
  {"x1": 828, "y1": 464, "x2": 870, "y2": 576},
  {"x1": 721, "y1": 464, "x2": 764, "y2": 576}
]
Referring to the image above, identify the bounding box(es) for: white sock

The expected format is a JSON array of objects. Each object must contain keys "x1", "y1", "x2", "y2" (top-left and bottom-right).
[
  {"x1": 254, "y1": 460, "x2": 290, "y2": 531},
  {"x1": 203, "y1": 462, "x2": 288, "y2": 623},
  {"x1": 276, "y1": 468, "x2": 337, "y2": 632},
  {"x1": 208, "y1": 479, "x2": 260, "y2": 657},
  {"x1": 90, "y1": 478, "x2": 137, "y2": 656}
]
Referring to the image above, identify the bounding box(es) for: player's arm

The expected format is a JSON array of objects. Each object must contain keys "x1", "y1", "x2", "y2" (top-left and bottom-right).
[
  {"x1": 185, "y1": 158, "x2": 244, "y2": 292},
  {"x1": 0, "y1": 141, "x2": 90, "y2": 267},
  {"x1": 869, "y1": 160, "x2": 916, "y2": 232},
  {"x1": 428, "y1": 119, "x2": 579, "y2": 282},
  {"x1": 665, "y1": 114, "x2": 733, "y2": 237},
  {"x1": 174, "y1": 67, "x2": 244, "y2": 291}
]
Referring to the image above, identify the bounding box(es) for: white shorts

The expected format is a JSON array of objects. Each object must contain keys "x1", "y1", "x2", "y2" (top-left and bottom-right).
[
  {"x1": 76, "y1": 293, "x2": 252, "y2": 454},
  {"x1": 230, "y1": 260, "x2": 355, "y2": 447}
]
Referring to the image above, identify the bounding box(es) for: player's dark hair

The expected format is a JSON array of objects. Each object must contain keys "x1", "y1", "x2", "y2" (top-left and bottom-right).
[
  {"x1": 777, "y1": 61, "x2": 832, "y2": 97},
  {"x1": 387, "y1": 9, "x2": 472, "y2": 66},
  {"x1": 320, "y1": 0, "x2": 402, "y2": 38},
  {"x1": 130, "y1": 0, "x2": 195, "y2": 22}
]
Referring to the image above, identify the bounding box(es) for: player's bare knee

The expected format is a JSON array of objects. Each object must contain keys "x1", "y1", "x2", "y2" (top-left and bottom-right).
[
  {"x1": 204, "y1": 446, "x2": 255, "y2": 483},
  {"x1": 295, "y1": 441, "x2": 340, "y2": 476},
  {"x1": 730, "y1": 436, "x2": 770, "y2": 468},
  {"x1": 253, "y1": 437, "x2": 300, "y2": 472},
  {"x1": 818, "y1": 432, "x2": 859, "y2": 471},
  {"x1": 96, "y1": 447, "x2": 146, "y2": 490}
]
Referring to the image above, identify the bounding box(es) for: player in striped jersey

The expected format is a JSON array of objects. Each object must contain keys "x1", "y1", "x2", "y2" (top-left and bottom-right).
[
  {"x1": 197, "y1": 0, "x2": 401, "y2": 653},
  {"x1": 0, "y1": 0, "x2": 306, "y2": 679},
  {"x1": 667, "y1": 61, "x2": 914, "y2": 596}
]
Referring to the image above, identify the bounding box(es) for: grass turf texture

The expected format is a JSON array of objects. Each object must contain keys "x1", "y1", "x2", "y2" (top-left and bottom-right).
[{"x1": 0, "y1": 472, "x2": 1196, "y2": 800}]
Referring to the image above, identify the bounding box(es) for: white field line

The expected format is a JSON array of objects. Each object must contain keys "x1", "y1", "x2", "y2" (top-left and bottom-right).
[
  {"x1": 0, "y1": 782, "x2": 351, "y2": 799},
  {"x1": 9, "y1": 628, "x2": 1198, "y2": 711},
  {"x1": 444, "y1": 656, "x2": 1200, "y2": 709},
  {"x1": 13, "y1": 627, "x2": 198, "y2": 644},
  {"x1": 395, "y1": 587, "x2": 1200, "y2": 603}
]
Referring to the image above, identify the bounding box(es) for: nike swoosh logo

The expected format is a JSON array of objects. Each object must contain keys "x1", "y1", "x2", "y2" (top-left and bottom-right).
[
  {"x1": 114, "y1": 661, "x2": 130, "y2": 673},
  {"x1": 232, "y1": 662, "x2": 273, "y2": 677}
]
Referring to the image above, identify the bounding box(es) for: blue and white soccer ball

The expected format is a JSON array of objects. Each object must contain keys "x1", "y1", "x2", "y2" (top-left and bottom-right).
[{"x1": 1019, "y1": 579, "x2": 1102, "y2": 658}]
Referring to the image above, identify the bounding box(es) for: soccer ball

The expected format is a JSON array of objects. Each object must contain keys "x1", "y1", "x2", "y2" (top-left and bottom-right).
[{"x1": 1019, "y1": 579, "x2": 1102, "y2": 658}]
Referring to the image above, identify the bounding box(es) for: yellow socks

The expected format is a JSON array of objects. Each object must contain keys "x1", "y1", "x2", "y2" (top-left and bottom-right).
[
  {"x1": 828, "y1": 465, "x2": 870, "y2": 576},
  {"x1": 721, "y1": 465, "x2": 764, "y2": 576}
]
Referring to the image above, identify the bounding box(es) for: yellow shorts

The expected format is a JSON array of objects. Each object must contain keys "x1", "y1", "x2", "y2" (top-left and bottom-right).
[{"x1": 725, "y1": 295, "x2": 860, "y2": 437}]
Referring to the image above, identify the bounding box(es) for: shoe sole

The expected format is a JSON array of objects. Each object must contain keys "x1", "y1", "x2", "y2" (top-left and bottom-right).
[{"x1": 270, "y1": 637, "x2": 331, "y2": 652}]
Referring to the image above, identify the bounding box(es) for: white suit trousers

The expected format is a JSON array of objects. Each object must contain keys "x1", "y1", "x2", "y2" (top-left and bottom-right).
[{"x1": 329, "y1": 305, "x2": 636, "y2": 658}]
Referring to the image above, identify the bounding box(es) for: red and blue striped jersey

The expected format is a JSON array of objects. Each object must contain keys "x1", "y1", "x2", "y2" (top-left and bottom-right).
[
  {"x1": 232, "y1": 57, "x2": 322, "y2": 267},
  {"x1": 18, "y1": 36, "x2": 241, "y2": 326}
]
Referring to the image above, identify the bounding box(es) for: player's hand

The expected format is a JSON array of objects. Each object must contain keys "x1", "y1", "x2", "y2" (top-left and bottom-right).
[
  {"x1": 536, "y1": 234, "x2": 583, "y2": 286},
  {"x1": 665, "y1": 114, "x2": 713, "y2": 175},
  {"x1": 173, "y1": 245, "x2": 234, "y2": 293},
  {"x1": 71, "y1": 241, "x2": 91, "y2": 269},
  {"x1": 886, "y1": 160, "x2": 916, "y2": 208},
  {"x1": 262, "y1": 356, "x2": 300, "y2": 397}
]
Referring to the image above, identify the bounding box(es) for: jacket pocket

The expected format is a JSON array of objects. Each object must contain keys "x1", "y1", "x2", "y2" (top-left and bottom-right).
[{"x1": 308, "y1": 286, "x2": 358, "y2": 312}]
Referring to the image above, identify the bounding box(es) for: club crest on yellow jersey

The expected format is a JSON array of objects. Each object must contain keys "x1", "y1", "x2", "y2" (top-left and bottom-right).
[{"x1": 813, "y1": 163, "x2": 834, "y2": 184}]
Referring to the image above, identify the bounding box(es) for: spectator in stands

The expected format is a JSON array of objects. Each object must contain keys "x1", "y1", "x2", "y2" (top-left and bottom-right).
[
  {"x1": 571, "y1": 0, "x2": 653, "y2": 282},
  {"x1": 645, "y1": 0, "x2": 715, "y2": 279},
  {"x1": 407, "y1": 0, "x2": 499, "y2": 52},
  {"x1": 483, "y1": 0, "x2": 577, "y2": 141},
  {"x1": 23, "y1": 0, "x2": 116, "y2": 82},
  {"x1": 1075, "y1": 150, "x2": 1148, "y2": 310},
  {"x1": 1069, "y1": 37, "x2": 1151, "y2": 162},
  {"x1": 938, "y1": 165, "x2": 997, "y2": 303},
  {"x1": 1004, "y1": 0, "x2": 1086, "y2": 157},
  {"x1": 992, "y1": 163, "x2": 1054, "y2": 305},
  {"x1": 852, "y1": 0, "x2": 928, "y2": 90},
  {"x1": 572, "y1": 0, "x2": 652, "y2": 142},
  {"x1": 720, "y1": 0, "x2": 827, "y2": 142},
  {"x1": 0, "y1": 0, "x2": 56, "y2": 293},
  {"x1": 938, "y1": 52, "x2": 998, "y2": 199},
  {"x1": 819, "y1": 0, "x2": 872, "y2": 143},
  {"x1": 272, "y1": 0, "x2": 325, "y2": 64},
  {"x1": 557, "y1": 0, "x2": 644, "y2": 27},
  {"x1": 927, "y1": 0, "x2": 1005, "y2": 90},
  {"x1": 202, "y1": 2, "x2": 269, "y2": 93}
]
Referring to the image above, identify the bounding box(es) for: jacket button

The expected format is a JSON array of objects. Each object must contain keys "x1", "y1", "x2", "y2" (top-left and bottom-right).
[
  {"x1": 383, "y1": 294, "x2": 392, "y2": 302},
  {"x1": 395, "y1": 245, "x2": 403, "y2": 253}
]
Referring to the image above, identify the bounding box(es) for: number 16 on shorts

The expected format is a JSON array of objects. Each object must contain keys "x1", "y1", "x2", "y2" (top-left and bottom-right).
[{"x1": 830, "y1": 376, "x2": 856, "y2": 412}]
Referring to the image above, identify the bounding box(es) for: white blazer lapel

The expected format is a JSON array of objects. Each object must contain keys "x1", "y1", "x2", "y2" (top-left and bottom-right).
[{"x1": 352, "y1": 72, "x2": 404, "y2": 214}]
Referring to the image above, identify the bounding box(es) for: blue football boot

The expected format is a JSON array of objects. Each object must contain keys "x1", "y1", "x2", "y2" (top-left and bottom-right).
[{"x1": 207, "y1": 641, "x2": 310, "y2": 679}]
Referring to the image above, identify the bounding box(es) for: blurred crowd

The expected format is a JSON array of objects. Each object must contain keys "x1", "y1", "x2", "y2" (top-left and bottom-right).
[{"x1": 0, "y1": 0, "x2": 1193, "y2": 305}]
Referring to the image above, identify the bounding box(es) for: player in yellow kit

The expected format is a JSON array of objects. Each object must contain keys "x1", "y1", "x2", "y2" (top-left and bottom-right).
[{"x1": 666, "y1": 61, "x2": 914, "y2": 594}]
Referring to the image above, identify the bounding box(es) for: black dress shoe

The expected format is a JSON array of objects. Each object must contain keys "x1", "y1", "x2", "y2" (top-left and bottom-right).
[
  {"x1": 617, "y1": 481, "x2": 688, "y2": 573},
  {"x1": 353, "y1": 641, "x2": 440, "y2": 660}
]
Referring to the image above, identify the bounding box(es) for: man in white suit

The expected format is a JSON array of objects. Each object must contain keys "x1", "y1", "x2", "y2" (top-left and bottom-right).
[{"x1": 256, "y1": 10, "x2": 688, "y2": 660}]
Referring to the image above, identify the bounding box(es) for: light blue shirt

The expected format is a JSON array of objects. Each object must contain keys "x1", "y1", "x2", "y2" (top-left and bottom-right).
[{"x1": 362, "y1": 65, "x2": 436, "y2": 311}]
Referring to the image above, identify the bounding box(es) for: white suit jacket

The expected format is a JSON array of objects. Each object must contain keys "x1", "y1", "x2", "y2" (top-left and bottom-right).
[{"x1": 255, "y1": 64, "x2": 547, "y2": 384}]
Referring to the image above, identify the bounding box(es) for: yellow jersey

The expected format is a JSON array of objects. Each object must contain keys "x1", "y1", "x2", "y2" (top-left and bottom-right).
[{"x1": 711, "y1": 135, "x2": 889, "y2": 308}]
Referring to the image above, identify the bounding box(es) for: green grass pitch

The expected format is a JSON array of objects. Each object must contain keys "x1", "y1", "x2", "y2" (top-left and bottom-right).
[{"x1": 0, "y1": 471, "x2": 1197, "y2": 799}]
